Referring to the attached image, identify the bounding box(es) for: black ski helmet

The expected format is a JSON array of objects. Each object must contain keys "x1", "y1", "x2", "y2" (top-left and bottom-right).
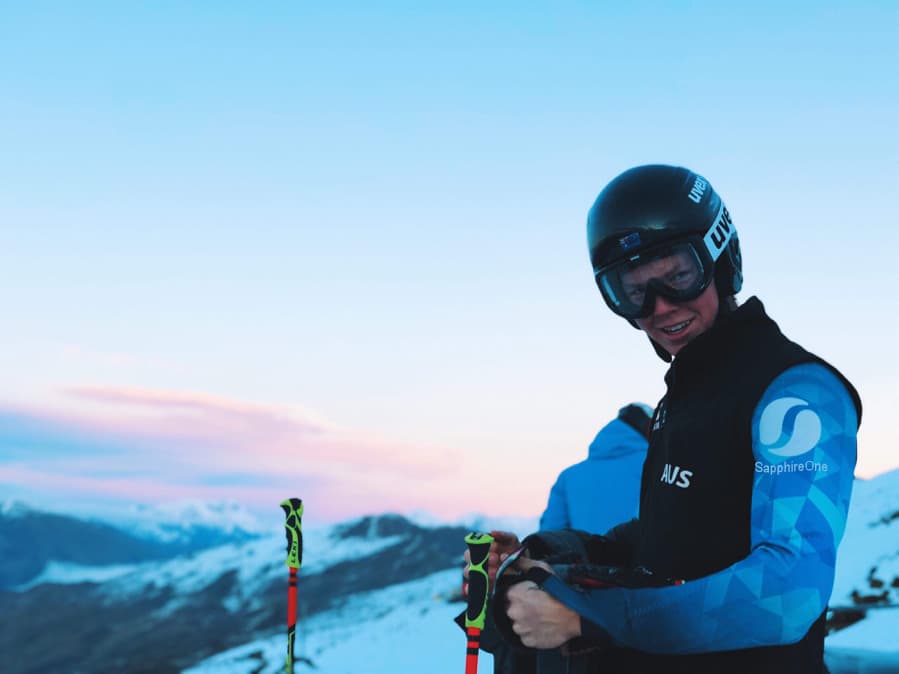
[{"x1": 587, "y1": 164, "x2": 743, "y2": 305}]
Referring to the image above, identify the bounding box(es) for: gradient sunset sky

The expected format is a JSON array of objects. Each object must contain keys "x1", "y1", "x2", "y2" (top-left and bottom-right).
[{"x1": 2, "y1": 2, "x2": 897, "y2": 526}]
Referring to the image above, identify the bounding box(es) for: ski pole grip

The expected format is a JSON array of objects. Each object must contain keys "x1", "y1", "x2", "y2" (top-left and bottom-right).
[
  {"x1": 464, "y1": 531, "x2": 494, "y2": 629},
  {"x1": 280, "y1": 498, "x2": 304, "y2": 569}
]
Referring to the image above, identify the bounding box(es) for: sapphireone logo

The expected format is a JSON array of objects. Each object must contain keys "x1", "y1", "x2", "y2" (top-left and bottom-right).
[
  {"x1": 660, "y1": 463, "x2": 692, "y2": 489},
  {"x1": 758, "y1": 396, "x2": 822, "y2": 462}
]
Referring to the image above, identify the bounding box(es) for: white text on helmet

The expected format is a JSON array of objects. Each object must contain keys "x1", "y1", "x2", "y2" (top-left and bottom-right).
[
  {"x1": 688, "y1": 176, "x2": 708, "y2": 204},
  {"x1": 703, "y1": 204, "x2": 733, "y2": 261}
]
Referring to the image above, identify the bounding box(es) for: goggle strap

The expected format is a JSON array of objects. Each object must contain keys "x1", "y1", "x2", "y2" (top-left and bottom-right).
[{"x1": 702, "y1": 202, "x2": 734, "y2": 262}]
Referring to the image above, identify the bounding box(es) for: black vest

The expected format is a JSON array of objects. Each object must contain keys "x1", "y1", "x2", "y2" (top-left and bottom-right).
[{"x1": 628, "y1": 297, "x2": 862, "y2": 673}]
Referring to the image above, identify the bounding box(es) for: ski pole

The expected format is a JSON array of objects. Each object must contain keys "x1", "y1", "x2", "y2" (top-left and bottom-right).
[
  {"x1": 280, "y1": 498, "x2": 304, "y2": 674},
  {"x1": 463, "y1": 532, "x2": 494, "y2": 674}
]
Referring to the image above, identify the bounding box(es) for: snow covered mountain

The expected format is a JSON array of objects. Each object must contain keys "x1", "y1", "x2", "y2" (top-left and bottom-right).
[
  {"x1": 0, "y1": 499, "x2": 261, "y2": 590},
  {"x1": 824, "y1": 469, "x2": 899, "y2": 673},
  {"x1": 97, "y1": 499, "x2": 267, "y2": 544},
  {"x1": 831, "y1": 469, "x2": 899, "y2": 608},
  {"x1": 0, "y1": 513, "x2": 472, "y2": 674},
  {"x1": 2, "y1": 471, "x2": 897, "y2": 674},
  {"x1": 184, "y1": 568, "x2": 473, "y2": 674},
  {"x1": 185, "y1": 470, "x2": 899, "y2": 674}
]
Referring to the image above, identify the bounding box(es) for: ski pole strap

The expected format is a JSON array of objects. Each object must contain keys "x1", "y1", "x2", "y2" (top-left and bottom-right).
[
  {"x1": 280, "y1": 498, "x2": 304, "y2": 569},
  {"x1": 464, "y1": 531, "x2": 494, "y2": 629}
]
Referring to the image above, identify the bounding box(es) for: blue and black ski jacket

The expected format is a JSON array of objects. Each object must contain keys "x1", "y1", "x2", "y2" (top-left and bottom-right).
[{"x1": 538, "y1": 297, "x2": 862, "y2": 673}]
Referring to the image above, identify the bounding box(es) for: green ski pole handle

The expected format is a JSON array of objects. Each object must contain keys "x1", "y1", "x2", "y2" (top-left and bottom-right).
[
  {"x1": 464, "y1": 532, "x2": 494, "y2": 629},
  {"x1": 464, "y1": 532, "x2": 494, "y2": 674},
  {"x1": 280, "y1": 498, "x2": 304, "y2": 674},
  {"x1": 281, "y1": 498, "x2": 304, "y2": 569}
]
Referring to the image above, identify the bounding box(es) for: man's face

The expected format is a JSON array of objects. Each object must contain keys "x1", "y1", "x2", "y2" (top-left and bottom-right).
[{"x1": 626, "y1": 252, "x2": 720, "y2": 356}]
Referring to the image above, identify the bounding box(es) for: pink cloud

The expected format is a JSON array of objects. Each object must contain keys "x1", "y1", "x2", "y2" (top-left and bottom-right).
[
  {"x1": 48, "y1": 385, "x2": 460, "y2": 477},
  {"x1": 0, "y1": 464, "x2": 331, "y2": 517},
  {"x1": 1, "y1": 386, "x2": 483, "y2": 521}
]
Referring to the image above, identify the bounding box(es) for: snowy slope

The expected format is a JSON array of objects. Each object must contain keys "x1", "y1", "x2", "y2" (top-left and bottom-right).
[
  {"x1": 6, "y1": 472, "x2": 898, "y2": 674},
  {"x1": 185, "y1": 472, "x2": 899, "y2": 674},
  {"x1": 826, "y1": 607, "x2": 899, "y2": 674},
  {"x1": 95, "y1": 522, "x2": 406, "y2": 619},
  {"x1": 1, "y1": 512, "x2": 471, "y2": 674},
  {"x1": 14, "y1": 518, "x2": 405, "y2": 594},
  {"x1": 831, "y1": 469, "x2": 899, "y2": 607},
  {"x1": 185, "y1": 569, "x2": 481, "y2": 674},
  {"x1": 827, "y1": 609, "x2": 899, "y2": 653},
  {"x1": 824, "y1": 469, "x2": 899, "y2": 672},
  {"x1": 13, "y1": 561, "x2": 139, "y2": 590}
]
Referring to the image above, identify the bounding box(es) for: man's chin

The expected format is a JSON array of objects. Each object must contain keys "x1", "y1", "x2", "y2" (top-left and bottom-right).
[{"x1": 651, "y1": 328, "x2": 695, "y2": 355}]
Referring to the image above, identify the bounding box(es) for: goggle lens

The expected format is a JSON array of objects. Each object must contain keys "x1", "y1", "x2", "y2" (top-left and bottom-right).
[{"x1": 596, "y1": 240, "x2": 714, "y2": 319}]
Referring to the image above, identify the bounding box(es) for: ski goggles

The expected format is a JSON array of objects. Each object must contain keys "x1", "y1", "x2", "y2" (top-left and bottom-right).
[{"x1": 595, "y1": 237, "x2": 717, "y2": 319}]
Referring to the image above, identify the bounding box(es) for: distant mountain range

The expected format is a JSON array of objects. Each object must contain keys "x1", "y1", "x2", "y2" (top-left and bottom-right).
[
  {"x1": 95, "y1": 499, "x2": 268, "y2": 543},
  {"x1": 0, "y1": 509, "x2": 471, "y2": 674},
  {"x1": 0, "y1": 500, "x2": 261, "y2": 590},
  {"x1": 1, "y1": 470, "x2": 897, "y2": 674}
]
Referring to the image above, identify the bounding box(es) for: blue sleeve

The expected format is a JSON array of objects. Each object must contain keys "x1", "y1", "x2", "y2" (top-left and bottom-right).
[
  {"x1": 540, "y1": 363, "x2": 858, "y2": 654},
  {"x1": 540, "y1": 471, "x2": 570, "y2": 530}
]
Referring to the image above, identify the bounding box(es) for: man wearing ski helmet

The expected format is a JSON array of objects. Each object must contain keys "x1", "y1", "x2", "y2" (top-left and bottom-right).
[{"x1": 494, "y1": 165, "x2": 862, "y2": 672}]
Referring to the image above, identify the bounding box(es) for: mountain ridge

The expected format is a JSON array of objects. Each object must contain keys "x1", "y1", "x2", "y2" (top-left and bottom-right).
[{"x1": 2, "y1": 470, "x2": 897, "y2": 673}]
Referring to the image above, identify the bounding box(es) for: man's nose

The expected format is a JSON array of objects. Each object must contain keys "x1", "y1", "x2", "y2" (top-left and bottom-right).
[{"x1": 652, "y1": 293, "x2": 681, "y2": 315}]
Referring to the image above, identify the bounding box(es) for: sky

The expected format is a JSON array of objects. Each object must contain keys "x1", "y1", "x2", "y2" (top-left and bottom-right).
[{"x1": 1, "y1": 2, "x2": 897, "y2": 526}]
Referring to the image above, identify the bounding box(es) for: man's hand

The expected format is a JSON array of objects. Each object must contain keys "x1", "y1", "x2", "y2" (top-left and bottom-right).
[
  {"x1": 462, "y1": 530, "x2": 520, "y2": 594},
  {"x1": 507, "y1": 556, "x2": 552, "y2": 575},
  {"x1": 505, "y1": 580, "x2": 582, "y2": 649}
]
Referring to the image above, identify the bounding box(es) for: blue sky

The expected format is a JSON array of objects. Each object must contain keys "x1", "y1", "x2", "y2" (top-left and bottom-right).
[{"x1": 1, "y1": 2, "x2": 897, "y2": 523}]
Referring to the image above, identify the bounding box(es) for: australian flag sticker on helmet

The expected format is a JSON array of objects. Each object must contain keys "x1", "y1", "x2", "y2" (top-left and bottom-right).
[{"x1": 619, "y1": 232, "x2": 641, "y2": 250}]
